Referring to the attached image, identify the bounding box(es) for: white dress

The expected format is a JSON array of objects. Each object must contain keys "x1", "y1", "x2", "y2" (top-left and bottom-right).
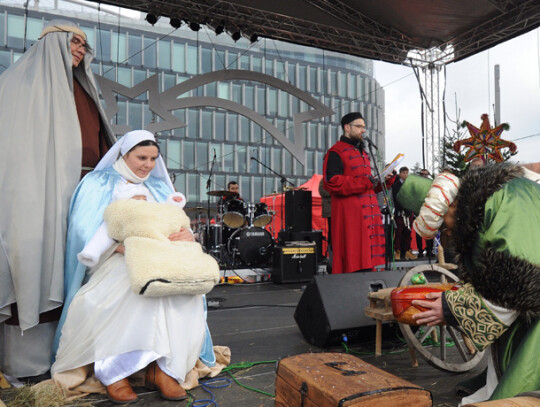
[{"x1": 51, "y1": 250, "x2": 206, "y2": 384}]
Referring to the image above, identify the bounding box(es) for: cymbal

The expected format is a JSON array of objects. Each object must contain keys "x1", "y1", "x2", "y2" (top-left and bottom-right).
[
  {"x1": 185, "y1": 206, "x2": 217, "y2": 214},
  {"x1": 207, "y1": 190, "x2": 236, "y2": 198}
]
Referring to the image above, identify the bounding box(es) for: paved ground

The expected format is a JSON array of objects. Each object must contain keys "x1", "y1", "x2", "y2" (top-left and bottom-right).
[{"x1": 1, "y1": 268, "x2": 486, "y2": 406}]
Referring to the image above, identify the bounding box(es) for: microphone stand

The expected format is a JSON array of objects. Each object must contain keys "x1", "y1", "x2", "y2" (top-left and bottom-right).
[
  {"x1": 364, "y1": 137, "x2": 397, "y2": 270},
  {"x1": 206, "y1": 151, "x2": 217, "y2": 254},
  {"x1": 251, "y1": 157, "x2": 294, "y2": 234}
]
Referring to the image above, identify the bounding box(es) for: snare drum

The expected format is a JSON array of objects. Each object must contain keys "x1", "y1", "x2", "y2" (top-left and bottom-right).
[
  {"x1": 252, "y1": 202, "x2": 272, "y2": 227},
  {"x1": 223, "y1": 199, "x2": 247, "y2": 228},
  {"x1": 227, "y1": 227, "x2": 274, "y2": 265}
]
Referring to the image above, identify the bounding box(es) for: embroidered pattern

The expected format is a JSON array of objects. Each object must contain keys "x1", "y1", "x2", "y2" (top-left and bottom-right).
[{"x1": 445, "y1": 283, "x2": 509, "y2": 351}]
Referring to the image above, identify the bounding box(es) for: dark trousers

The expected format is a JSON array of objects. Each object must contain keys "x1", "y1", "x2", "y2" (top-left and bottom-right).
[{"x1": 394, "y1": 214, "x2": 413, "y2": 254}]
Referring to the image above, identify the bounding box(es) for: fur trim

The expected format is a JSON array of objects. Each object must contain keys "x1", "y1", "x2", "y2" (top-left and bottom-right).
[
  {"x1": 104, "y1": 199, "x2": 191, "y2": 242},
  {"x1": 453, "y1": 163, "x2": 523, "y2": 269},
  {"x1": 125, "y1": 237, "x2": 220, "y2": 296},
  {"x1": 463, "y1": 248, "x2": 540, "y2": 321}
]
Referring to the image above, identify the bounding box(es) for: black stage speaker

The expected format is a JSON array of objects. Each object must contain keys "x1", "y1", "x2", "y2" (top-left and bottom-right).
[
  {"x1": 285, "y1": 190, "x2": 312, "y2": 232},
  {"x1": 272, "y1": 243, "x2": 317, "y2": 283},
  {"x1": 291, "y1": 230, "x2": 323, "y2": 263},
  {"x1": 294, "y1": 270, "x2": 407, "y2": 348}
]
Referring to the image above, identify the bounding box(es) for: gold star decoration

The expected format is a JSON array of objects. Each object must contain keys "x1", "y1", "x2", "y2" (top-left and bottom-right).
[{"x1": 453, "y1": 114, "x2": 516, "y2": 162}]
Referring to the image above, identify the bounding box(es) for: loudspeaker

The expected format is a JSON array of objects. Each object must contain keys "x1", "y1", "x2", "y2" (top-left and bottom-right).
[
  {"x1": 294, "y1": 270, "x2": 407, "y2": 348},
  {"x1": 285, "y1": 190, "x2": 312, "y2": 232},
  {"x1": 291, "y1": 230, "x2": 323, "y2": 263},
  {"x1": 272, "y1": 243, "x2": 317, "y2": 283}
]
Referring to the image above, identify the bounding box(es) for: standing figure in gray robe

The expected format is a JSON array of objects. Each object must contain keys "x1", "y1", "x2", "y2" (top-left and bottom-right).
[{"x1": 0, "y1": 19, "x2": 115, "y2": 377}]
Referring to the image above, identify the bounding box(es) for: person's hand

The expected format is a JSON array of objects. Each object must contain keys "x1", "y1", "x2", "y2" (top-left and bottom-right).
[
  {"x1": 385, "y1": 173, "x2": 394, "y2": 181},
  {"x1": 115, "y1": 244, "x2": 125, "y2": 255},
  {"x1": 169, "y1": 227, "x2": 195, "y2": 242},
  {"x1": 411, "y1": 292, "x2": 446, "y2": 326}
]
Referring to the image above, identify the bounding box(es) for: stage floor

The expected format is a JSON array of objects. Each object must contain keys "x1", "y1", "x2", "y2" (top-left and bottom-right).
[{"x1": 1, "y1": 268, "x2": 486, "y2": 407}]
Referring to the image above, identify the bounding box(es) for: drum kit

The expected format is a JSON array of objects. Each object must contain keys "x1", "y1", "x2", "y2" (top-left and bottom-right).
[{"x1": 187, "y1": 190, "x2": 275, "y2": 267}]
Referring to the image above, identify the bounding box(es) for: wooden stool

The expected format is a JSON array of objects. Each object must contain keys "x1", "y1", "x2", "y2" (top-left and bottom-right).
[{"x1": 364, "y1": 288, "x2": 418, "y2": 367}]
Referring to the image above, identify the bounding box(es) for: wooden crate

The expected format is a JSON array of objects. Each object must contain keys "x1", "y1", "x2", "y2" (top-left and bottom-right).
[{"x1": 275, "y1": 352, "x2": 432, "y2": 407}]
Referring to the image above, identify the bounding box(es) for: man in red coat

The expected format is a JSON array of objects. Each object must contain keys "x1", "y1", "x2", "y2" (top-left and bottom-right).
[{"x1": 323, "y1": 113, "x2": 395, "y2": 273}]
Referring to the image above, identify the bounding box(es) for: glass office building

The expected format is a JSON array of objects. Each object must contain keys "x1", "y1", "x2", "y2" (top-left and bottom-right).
[{"x1": 0, "y1": 1, "x2": 385, "y2": 206}]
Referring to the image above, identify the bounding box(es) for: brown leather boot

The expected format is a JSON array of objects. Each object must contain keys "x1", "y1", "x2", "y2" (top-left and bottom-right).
[
  {"x1": 145, "y1": 361, "x2": 187, "y2": 401},
  {"x1": 106, "y1": 378, "x2": 139, "y2": 404}
]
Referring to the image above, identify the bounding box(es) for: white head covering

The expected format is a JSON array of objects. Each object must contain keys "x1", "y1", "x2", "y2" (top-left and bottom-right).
[{"x1": 95, "y1": 130, "x2": 175, "y2": 191}]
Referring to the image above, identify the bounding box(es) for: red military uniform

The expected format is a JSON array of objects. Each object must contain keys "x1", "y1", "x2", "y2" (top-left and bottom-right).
[{"x1": 323, "y1": 137, "x2": 391, "y2": 273}]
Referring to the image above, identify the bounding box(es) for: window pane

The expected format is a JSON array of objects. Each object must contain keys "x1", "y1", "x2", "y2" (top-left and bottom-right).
[
  {"x1": 227, "y1": 114, "x2": 237, "y2": 142},
  {"x1": 217, "y1": 82, "x2": 229, "y2": 99},
  {"x1": 111, "y1": 32, "x2": 127, "y2": 64},
  {"x1": 256, "y1": 87, "x2": 265, "y2": 115},
  {"x1": 232, "y1": 84, "x2": 242, "y2": 104},
  {"x1": 265, "y1": 59, "x2": 273, "y2": 76},
  {"x1": 309, "y1": 67, "x2": 317, "y2": 93},
  {"x1": 215, "y1": 50, "x2": 225, "y2": 70},
  {"x1": 158, "y1": 39, "x2": 171, "y2": 70},
  {"x1": 240, "y1": 116, "x2": 249, "y2": 143},
  {"x1": 223, "y1": 144, "x2": 234, "y2": 173},
  {"x1": 196, "y1": 142, "x2": 208, "y2": 170},
  {"x1": 128, "y1": 33, "x2": 142, "y2": 66},
  {"x1": 279, "y1": 91, "x2": 288, "y2": 117},
  {"x1": 240, "y1": 54, "x2": 249, "y2": 70},
  {"x1": 183, "y1": 140, "x2": 195, "y2": 170},
  {"x1": 25, "y1": 17, "x2": 42, "y2": 48},
  {"x1": 96, "y1": 29, "x2": 111, "y2": 62},
  {"x1": 245, "y1": 85, "x2": 254, "y2": 109},
  {"x1": 117, "y1": 66, "x2": 131, "y2": 87},
  {"x1": 188, "y1": 109, "x2": 199, "y2": 138},
  {"x1": 215, "y1": 112, "x2": 225, "y2": 141},
  {"x1": 186, "y1": 44, "x2": 197, "y2": 74},
  {"x1": 237, "y1": 148, "x2": 247, "y2": 172},
  {"x1": 0, "y1": 12, "x2": 5, "y2": 46},
  {"x1": 202, "y1": 111, "x2": 212, "y2": 139},
  {"x1": 298, "y1": 65, "x2": 307, "y2": 90},
  {"x1": 128, "y1": 101, "x2": 141, "y2": 129},
  {"x1": 172, "y1": 42, "x2": 185, "y2": 72},
  {"x1": 0, "y1": 50, "x2": 11, "y2": 73},
  {"x1": 268, "y1": 88, "x2": 277, "y2": 116},
  {"x1": 167, "y1": 139, "x2": 181, "y2": 170},
  {"x1": 143, "y1": 37, "x2": 156, "y2": 68},
  {"x1": 7, "y1": 15, "x2": 24, "y2": 49},
  {"x1": 201, "y1": 47, "x2": 212, "y2": 73},
  {"x1": 252, "y1": 56, "x2": 262, "y2": 72},
  {"x1": 163, "y1": 72, "x2": 176, "y2": 91}
]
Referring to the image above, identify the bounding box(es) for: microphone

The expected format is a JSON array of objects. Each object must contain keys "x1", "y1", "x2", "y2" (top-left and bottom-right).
[
  {"x1": 250, "y1": 156, "x2": 256, "y2": 160},
  {"x1": 364, "y1": 137, "x2": 378, "y2": 150},
  {"x1": 213, "y1": 149, "x2": 217, "y2": 159}
]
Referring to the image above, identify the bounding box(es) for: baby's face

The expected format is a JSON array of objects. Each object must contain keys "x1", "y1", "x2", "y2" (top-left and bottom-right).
[{"x1": 132, "y1": 195, "x2": 147, "y2": 201}]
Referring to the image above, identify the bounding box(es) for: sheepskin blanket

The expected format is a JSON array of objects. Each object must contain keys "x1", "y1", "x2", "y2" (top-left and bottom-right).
[{"x1": 103, "y1": 199, "x2": 220, "y2": 296}]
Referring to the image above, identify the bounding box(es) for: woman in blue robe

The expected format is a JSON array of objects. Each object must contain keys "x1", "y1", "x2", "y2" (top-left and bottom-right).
[{"x1": 52, "y1": 130, "x2": 217, "y2": 404}]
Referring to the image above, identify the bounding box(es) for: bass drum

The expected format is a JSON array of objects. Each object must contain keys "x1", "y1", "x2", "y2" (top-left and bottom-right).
[{"x1": 228, "y1": 227, "x2": 274, "y2": 266}]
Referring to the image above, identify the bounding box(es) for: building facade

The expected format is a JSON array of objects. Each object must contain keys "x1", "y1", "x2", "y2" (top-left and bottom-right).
[{"x1": 0, "y1": 1, "x2": 385, "y2": 205}]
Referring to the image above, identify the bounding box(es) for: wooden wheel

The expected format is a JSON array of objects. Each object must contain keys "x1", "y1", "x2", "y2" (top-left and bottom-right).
[{"x1": 397, "y1": 264, "x2": 485, "y2": 372}]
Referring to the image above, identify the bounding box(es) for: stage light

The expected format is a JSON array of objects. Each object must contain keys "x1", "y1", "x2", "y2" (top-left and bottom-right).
[
  {"x1": 231, "y1": 31, "x2": 241, "y2": 42},
  {"x1": 189, "y1": 22, "x2": 201, "y2": 31},
  {"x1": 250, "y1": 33, "x2": 259, "y2": 43},
  {"x1": 170, "y1": 17, "x2": 182, "y2": 29},
  {"x1": 145, "y1": 11, "x2": 160, "y2": 26},
  {"x1": 215, "y1": 24, "x2": 225, "y2": 35}
]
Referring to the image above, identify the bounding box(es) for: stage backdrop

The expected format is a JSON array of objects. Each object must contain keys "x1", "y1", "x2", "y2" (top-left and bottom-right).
[{"x1": 260, "y1": 174, "x2": 328, "y2": 256}]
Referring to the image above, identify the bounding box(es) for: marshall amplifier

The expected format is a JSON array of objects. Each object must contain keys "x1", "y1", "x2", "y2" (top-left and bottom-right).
[{"x1": 272, "y1": 242, "x2": 317, "y2": 284}]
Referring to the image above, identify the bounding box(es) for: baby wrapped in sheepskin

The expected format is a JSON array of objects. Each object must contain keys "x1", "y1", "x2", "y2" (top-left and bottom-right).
[{"x1": 104, "y1": 199, "x2": 220, "y2": 297}]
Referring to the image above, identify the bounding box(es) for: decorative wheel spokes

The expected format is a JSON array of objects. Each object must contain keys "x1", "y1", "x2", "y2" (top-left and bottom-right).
[{"x1": 398, "y1": 264, "x2": 485, "y2": 372}]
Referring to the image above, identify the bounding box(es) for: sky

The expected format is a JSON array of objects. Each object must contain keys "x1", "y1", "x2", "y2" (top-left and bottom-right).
[{"x1": 374, "y1": 28, "x2": 540, "y2": 169}]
